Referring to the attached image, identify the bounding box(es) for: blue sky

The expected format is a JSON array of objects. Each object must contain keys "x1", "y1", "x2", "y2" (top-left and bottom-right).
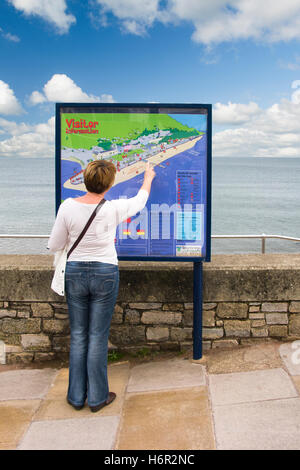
[{"x1": 1, "y1": 0, "x2": 300, "y2": 158}]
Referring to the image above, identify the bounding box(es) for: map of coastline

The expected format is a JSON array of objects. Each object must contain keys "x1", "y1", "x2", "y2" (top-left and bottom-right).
[{"x1": 61, "y1": 113, "x2": 205, "y2": 195}]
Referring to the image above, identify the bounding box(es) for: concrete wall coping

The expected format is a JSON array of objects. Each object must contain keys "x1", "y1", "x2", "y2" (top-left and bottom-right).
[{"x1": 1, "y1": 254, "x2": 300, "y2": 271}]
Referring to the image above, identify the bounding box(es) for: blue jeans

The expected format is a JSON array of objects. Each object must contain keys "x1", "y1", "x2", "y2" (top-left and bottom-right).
[{"x1": 65, "y1": 261, "x2": 119, "y2": 407}]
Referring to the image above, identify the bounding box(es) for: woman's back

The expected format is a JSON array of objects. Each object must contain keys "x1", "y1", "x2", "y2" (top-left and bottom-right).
[{"x1": 48, "y1": 190, "x2": 148, "y2": 264}]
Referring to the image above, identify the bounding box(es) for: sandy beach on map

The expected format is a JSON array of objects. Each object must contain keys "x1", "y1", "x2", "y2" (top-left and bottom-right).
[{"x1": 63, "y1": 135, "x2": 203, "y2": 192}]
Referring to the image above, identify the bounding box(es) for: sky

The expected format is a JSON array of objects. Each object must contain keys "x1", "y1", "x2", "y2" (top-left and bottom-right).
[{"x1": 1, "y1": 0, "x2": 300, "y2": 158}]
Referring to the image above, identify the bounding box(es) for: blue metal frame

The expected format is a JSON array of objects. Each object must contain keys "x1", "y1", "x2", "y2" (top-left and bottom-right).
[
  {"x1": 55, "y1": 102, "x2": 212, "y2": 263},
  {"x1": 55, "y1": 103, "x2": 63, "y2": 215},
  {"x1": 206, "y1": 104, "x2": 212, "y2": 263},
  {"x1": 193, "y1": 261, "x2": 203, "y2": 359}
]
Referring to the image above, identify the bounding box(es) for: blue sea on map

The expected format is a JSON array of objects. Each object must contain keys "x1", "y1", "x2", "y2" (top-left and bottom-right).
[
  {"x1": 61, "y1": 160, "x2": 85, "y2": 200},
  {"x1": 106, "y1": 133, "x2": 207, "y2": 258},
  {"x1": 1, "y1": 155, "x2": 300, "y2": 255},
  {"x1": 107, "y1": 134, "x2": 206, "y2": 202}
]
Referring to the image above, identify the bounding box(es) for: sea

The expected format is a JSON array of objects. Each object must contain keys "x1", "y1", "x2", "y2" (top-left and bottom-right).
[{"x1": 1, "y1": 156, "x2": 300, "y2": 255}]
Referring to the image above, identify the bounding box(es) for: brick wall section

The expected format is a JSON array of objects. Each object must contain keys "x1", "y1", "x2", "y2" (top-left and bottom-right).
[{"x1": 1, "y1": 254, "x2": 300, "y2": 363}]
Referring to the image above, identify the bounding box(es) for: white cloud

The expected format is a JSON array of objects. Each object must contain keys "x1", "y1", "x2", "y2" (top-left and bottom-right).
[
  {"x1": 2, "y1": 94, "x2": 300, "y2": 158},
  {"x1": 94, "y1": 0, "x2": 169, "y2": 35},
  {"x1": 92, "y1": 0, "x2": 300, "y2": 44},
  {"x1": 8, "y1": 0, "x2": 76, "y2": 34},
  {"x1": 28, "y1": 90, "x2": 47, "y2": 105},
  {"x1": 0, "y1": 80, "x2": 24, "y2": 115},
  {"x1": 43, "y1": 74, "x2": 99, "y2": 102},
  {"x1": 291, "y1": 81, "x2": 300, "y2": 104},
  {"x1": 278, "y1": 55, "x2": 300, "y2": 71},
  {"x1": 30, "y1": 74, "x2": 115, "y2": 104},
  {"x1": 213, "y1": 97, "x2": 300, "y2": 157},
  {"x1": 213, "y1": 101, "x2": 261, "y2": 125},
  {"x1": 0, "y1": 73, "x2": 115, "y2": 157},
  {"x1": 178, "y1": 0, "x2": 300, "y2": 44},
  {"x1": 0, "y1": 117, "x2": 31, "y2": 135},
  {"x1": 0, "y1": 27, "x2": 20, "y2": 42},
  {"x1": 7, "y1": 0, "x2": 300, "y2": 45},
  {"x1": 97, "y1": 0, "x2": 161, "y2": 20},
  {"x1": 97, "y1": 93, "x2": 115, "y2": 103},
  {"x1": 0, "y1": 116, "x2": 54, "y2": 158},
  {"x1": 176, "y1": 1, "x2": 300, "y2": 44}
]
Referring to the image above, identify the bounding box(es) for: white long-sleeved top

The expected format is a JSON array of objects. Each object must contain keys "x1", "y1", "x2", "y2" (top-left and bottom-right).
[{"x1": 47, "y1": 189, "x2": 149, "y2": 265}]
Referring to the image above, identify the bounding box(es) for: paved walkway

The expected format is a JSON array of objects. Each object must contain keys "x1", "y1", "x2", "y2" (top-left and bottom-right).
[{"x1": 1, "y1": 340, "x2": 300, "y2": 450}]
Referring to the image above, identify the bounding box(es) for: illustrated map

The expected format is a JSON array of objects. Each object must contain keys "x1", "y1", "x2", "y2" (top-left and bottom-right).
[{"x1": 59, "y1": 110, "x2": 208, "y2": 259}]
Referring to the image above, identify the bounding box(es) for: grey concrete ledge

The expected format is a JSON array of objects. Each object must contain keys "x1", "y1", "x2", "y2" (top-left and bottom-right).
[{"x1": 2, "y1": 253, "x2": 300, "y2": 269}]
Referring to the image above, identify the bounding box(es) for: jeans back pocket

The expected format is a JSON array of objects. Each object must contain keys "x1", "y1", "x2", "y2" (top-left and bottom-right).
[{"x1": 90, "y1": 272, "x2": 118, "y2": 297}]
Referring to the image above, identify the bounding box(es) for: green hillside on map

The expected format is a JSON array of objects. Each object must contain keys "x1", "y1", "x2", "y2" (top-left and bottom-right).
[{"x1": 61, "y1": 113, "x2": 200, "y2": 149}]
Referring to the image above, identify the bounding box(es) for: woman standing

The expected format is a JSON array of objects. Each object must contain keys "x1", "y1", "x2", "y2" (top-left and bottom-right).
[{"x1": 48, "y1": 160, "x2": 155, "y2": 412}]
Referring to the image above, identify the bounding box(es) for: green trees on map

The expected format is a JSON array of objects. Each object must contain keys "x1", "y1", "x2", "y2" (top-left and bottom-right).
[
  {"x1": 160, "y1": 128, "x2": 203, "y2": 143},
  {"x1": 61, "y1": 113, "x2": 201, "y2": 150}
]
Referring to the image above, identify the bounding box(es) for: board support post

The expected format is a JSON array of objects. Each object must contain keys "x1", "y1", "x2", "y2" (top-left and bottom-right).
[{"x1": 193, "y1": 261, "x2": 203, "y2": 360}]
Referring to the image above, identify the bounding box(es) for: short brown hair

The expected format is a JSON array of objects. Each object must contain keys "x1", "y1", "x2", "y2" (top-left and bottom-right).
[{"x1": 84, "y1": 160, "x2": 116, "y2": 194}]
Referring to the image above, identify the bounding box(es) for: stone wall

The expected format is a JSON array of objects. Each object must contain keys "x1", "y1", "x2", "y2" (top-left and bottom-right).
[{"x1": 1, "y1": 254, "x2": 300, "y2": 363}]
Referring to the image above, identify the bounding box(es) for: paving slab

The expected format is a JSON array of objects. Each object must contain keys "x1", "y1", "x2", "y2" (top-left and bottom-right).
[
  {"x1": 0, "y1": 369, "x2": 58, "y2": 401},
  {"x1": 213, "y1": 398, "x2": 300, "y2": 450},
  {"x1": 292, "y1": 376, "x2": 300, "y2": 394},
  {"x1": 18, "y1": 416, "x2": 120, "y2": 450},
  {"x1": 35, "y1": 362, "x2": 129, "y2": 420},
  {"x1": 279, "y1": 342, "x2": 300, "y2": 375},
  {"x1": 205, "y1": 342, "x2": 283, "y2": 374},
  {"x1": 117, "y1": 387, "x2": 215, "y2": 450},
  {"x1": 0, "y1": 400, "x2": 41, "y2": 450},
  {"x1": 127, "y1": 359, "x2": 206, "y2": 393},
  {"x1": 209, "y1": 368, "x2": 298, "y2": 406}
]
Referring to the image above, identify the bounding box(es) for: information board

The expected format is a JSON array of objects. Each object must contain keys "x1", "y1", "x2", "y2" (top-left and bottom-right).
[{"x1": 55, "y1": 104, "x2": 212, "y2": 262}]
